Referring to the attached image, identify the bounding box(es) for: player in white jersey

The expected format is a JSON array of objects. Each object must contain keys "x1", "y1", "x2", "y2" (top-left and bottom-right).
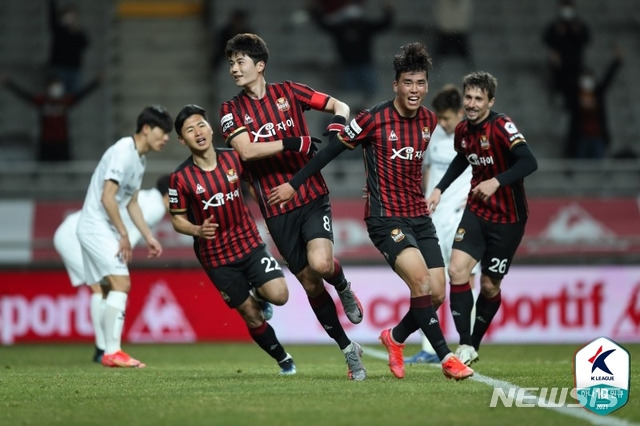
[
  {"x1": 54, "y1": 175, "x2": 170, "y2": 363},
  {"x1": 76, "y1": 105, "x2": 172, "y2": 368},
  {"x1": 406, "y1": 85, "x2": 479, "y2": 363}
]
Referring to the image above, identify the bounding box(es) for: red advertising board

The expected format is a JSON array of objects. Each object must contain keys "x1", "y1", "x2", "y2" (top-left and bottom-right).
[
  {"x1": 1, "y1": 266, "x2": 639, "y2": 345},
  {"x1": 0, "y1": 269, "x2": 250, "y2": 345}
]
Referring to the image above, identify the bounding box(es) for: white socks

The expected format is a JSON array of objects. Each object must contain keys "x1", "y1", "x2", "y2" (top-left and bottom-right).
[
  {"x1": 103, "y1": 291, "x2": 128, "y2": 355},
  {"x1": 90, "y1": 293, "x2": 106, "y2": 351}
]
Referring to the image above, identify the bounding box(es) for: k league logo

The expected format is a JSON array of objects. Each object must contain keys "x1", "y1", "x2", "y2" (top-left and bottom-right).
[{"x1": 574, "y1": 337, "x2": 630, "y2": 416}]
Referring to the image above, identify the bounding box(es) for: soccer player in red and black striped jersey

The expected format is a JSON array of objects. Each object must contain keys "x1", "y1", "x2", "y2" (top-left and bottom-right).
[
  {"x1": 427, "y1": 71, "x2": 538, "y2": 365},
  {"x1": 169, "y1": 104, "x2": 296, "y2": 376},
  {"x1": 267, "y1": 42, "x2": 474, "y2": 381},
  {"x1": 219, "y1": 33, "x2": 366, "y2": 381}
]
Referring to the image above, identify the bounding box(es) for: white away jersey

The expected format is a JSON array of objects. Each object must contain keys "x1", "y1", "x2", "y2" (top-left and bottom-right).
[
  {"x1": 423, "y1": 125, "x2": 472, "y2": 212},
  {"x1": 78, "y1": 136, "x2": 146, "y2": 229}
]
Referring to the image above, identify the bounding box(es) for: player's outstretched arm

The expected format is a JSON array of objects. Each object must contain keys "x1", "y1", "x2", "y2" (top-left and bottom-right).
[{"x1": 267, "y1": 134, "x2": 348, "y2": 206}]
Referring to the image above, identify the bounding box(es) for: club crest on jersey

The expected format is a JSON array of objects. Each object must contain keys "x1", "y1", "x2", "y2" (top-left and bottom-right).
[
  {"x1": 226, "y1": 168, "x2": 238, "y2": 183},
  {"x1": 480, "y1": 135, "x2": 490, "y2": 150},
  {"x1": 196, "y1": 183, "x2": 205, "y2": 194},
  {"x1": 422, "y1": 127, "x2": 431, "y2": 142},
  {"x1": 390, "y1": 228, "x2": 405, "y2": 243},
  {"x1": 388, "y1": 130, "x2": 398, "y2": 142},
  {"x1": 244, "y1": 114, "x2": 253, "y2": 124},
  {"x1": 276, "y1": 97, "x2": 290, "y2": 112},
  {"x1": 454, "y1": 227, "x2": 465, "y2": 242}
]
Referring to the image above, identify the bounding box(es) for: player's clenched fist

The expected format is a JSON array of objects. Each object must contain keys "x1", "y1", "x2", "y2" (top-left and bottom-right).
[{"x1": 198, "y1": 216, "x2": 219, "y2": 239}]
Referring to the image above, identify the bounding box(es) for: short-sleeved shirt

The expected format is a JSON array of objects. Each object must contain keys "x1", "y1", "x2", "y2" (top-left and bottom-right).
[
  {"x1": 454, "y1": 111, "x2": 529, "y2": 223},
  {"x1": 219, "y1": 81, "x2": 330, "y2": 219},
  {"x1": 338, "y1": 100, "x2": 438, "y2": 219},
  {"x1": 169, "y1": 148, "x2": 262, "y2": 268},
  {"x1": 77, "y1": 136, "x2": 146, "y2": 232}
]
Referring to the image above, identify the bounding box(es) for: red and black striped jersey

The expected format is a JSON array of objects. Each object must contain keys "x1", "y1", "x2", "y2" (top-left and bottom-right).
[
  {"x1": 219, "y1": 81, "x2": 330, "y2": 219},
  {"x1": 339, "y1": 100, "x2": 437, "y2": 219},
  {"x1": 454, "y1": 111, "x2": 529, "y2": 223},
  {"x1": 169, "y1": 148, "x2": 262, "y2": 268}
]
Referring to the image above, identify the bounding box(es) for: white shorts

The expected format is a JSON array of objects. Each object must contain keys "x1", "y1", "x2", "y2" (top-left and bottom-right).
[
  {"x1": 433, "y1": 206, "x2": 481, "y2": 276},
  {"x1": 77, "y1": 222, "x2": 130, "y2": 284},
  {"x1": 53, "y1": 213, "x2": 85, "y2": 286}
]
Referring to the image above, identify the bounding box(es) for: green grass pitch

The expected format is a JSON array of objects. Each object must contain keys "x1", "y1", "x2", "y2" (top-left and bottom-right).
[{"x1": 1, "y1": 343, "x2": 638, "y2": 426}]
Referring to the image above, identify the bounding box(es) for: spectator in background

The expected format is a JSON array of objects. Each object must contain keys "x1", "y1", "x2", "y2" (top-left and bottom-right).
[
  {"x1": 308, "y1": 0, "x2": 394, "y2": 107},
  {"x1": 432, "y1": 0, "x2": 474, "y2": 67},
  {"x1": 54, "y1": 175, "x2": 171, "y2": 363},
  {"x1": 211, "y1": 9, "x2": 253, "y2": 69},
  {"x1": 542, "y1": 0, "x2": 591, "y2": 109},
  {"x1": 48, "y1": 0, "x2": 89, "y2": 94},
  {"x1": 565, "y1": 46, "x2": 624, "y2": 159},
  {"x1": 0, "y1": 74, "x2": 101, "y2": 162}
]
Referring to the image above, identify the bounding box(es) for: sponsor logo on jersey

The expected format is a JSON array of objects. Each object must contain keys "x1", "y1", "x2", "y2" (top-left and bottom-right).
[
  {"x1": 276, "y1": 97, "x2": 290, "y2": 112},
  {"x1": 468, "y1": 153, "x2": 494, "y2": 166},
  {"x1": 388, "y1": 130, "x2": 398, "y2": 142},
  {"x1": 226, "y1": 168, "x2": 238, "y2": 183},
  {"x1": 196, "y1": 183, "x2": 205, "y2": 194},
  {"x1": 168, "y1": 188, "x2": 177, "y2": 196},
  {"x1": 390, "y1": 146, "x2": 425, "y2": 161},
  {"x1": 202, "y1": 189, "x2": 241, "y2": 209}
]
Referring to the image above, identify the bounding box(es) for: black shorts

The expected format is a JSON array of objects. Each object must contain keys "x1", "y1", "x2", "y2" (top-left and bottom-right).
[
  {"x1": 365, "y1": 216, "x2": 444, "y2": 270},
  {"x1": 265, "y1": 195, "x2": 334, "y2": 274},
  {"x1": 453, "y1": 209, "x2": 526, "y2": 279},
  {"x1": 205, "y1": 244, "x2": 284, "y2": 309}
]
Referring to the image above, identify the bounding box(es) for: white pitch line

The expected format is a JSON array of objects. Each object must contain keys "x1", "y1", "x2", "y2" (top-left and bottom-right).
[{"x1": 362, "y1": 346, "x2": 638, "y2": 426}]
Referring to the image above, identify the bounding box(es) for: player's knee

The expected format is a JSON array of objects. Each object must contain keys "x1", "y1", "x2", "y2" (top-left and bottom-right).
[
  {"x1": 480, "y1": 276, "x2": 501, "y2": 298},
  {"x1": 447, "y1": 263, "x2": 468, "y2": 283},
  {"x1": 268, "y1": 286, "x2": 289, "y2": 306},
  {"x1": 307, "y1": 255, "x2": 333, "y2": 277}
]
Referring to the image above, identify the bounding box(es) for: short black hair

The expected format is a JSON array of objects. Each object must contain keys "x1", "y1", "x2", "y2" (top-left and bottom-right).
[
  {"x1": 225, "y1": 33, "x2": 269, "y2": 66},
  {"x1": 174, "y1": 104, "x2": 208, "y2": 137},
  {"x1": 155, "y1": 174, "x2": 171, "y2": 196},
  {"x1": 431, "y1": 84, "x2": 462, "y2": 112},
  {"x1": 135, "y1": 105, "x2": 173, "y2": 133},
  {"x1": 393, "y1": 42, "x2": 432, "y2": 81}
]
